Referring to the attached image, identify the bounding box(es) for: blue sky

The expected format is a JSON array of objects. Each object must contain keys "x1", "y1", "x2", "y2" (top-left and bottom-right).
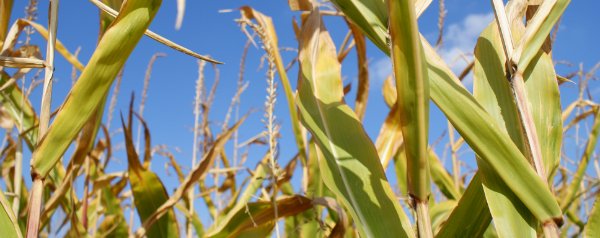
[{"x1": 6, "y1": 0, "x2": 600, "y2": 232}]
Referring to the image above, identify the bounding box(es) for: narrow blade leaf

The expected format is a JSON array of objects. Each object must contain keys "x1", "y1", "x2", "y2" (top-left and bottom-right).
[
  {"x1": 296, "y1": 10, "x2": 414, "y2": 238},
  {"x1": 31, "y1": 0, "x2": 162, "y2": 178}
]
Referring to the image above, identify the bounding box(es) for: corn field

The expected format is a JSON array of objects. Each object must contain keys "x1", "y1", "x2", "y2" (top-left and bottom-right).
[{"x1": 0, "y1": 0, "x2": 599, "y2": 237}]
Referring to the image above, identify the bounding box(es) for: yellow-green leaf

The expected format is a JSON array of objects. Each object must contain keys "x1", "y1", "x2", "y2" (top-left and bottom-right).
[
  {"x1": 436, "y1": 173, "x2": 491, "y2": 237},
  {"x1": 333, "y1": 0, "x2": 563, "y2": 224},
  {"x1": 585, "y1": 193, "x2": 600, "y2": 238},
  {"x1": 31, "y1": 0, "x2": 161, "y2": 178},
  {"x1": 121, "y1": 105, "x2": 179, "y2": 238},
  {"x1": 513, "y1": 0, "x2": 570, "y2": 71},
  {"x1": 206, "y1": 195, "x2": 313, "y2": 238},
  {"x1": 0, "y1": 71, "x2": 38, "y2": 149},
  {"x1": 0, "y1": 189, "x2": 22, "y2": 238},
  {"x1": 296, "y1": 10, "x2": 414, "y2": 238}
]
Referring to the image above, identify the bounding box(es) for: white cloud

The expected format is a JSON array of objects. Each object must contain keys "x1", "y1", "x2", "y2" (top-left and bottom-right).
[
  {"x1": 368, "y1": 13, "x2": 494, "y2": 87},
  {"x1": 371, "y1": 57, "x2": 392, "y2": 84},
  {"x1": 438, "y1": 13, "x2": 494, "y2": 85}
]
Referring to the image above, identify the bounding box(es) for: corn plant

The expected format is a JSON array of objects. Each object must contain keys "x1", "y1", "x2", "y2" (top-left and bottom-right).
[{"x1": 0, "y1": 0, "x2": 598, "y2": 237}]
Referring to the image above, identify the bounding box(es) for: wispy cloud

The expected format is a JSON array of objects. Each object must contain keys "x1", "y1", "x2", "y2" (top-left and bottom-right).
[
  {"x1": 438, "y1": 12, "x2": 493, "y2": 85},
  {"x1": 371, "y1": 57, "x2": 392, "y2": 85},
  {"x1": 368, "y1": 13, "x2": 493, "y2": 87}
]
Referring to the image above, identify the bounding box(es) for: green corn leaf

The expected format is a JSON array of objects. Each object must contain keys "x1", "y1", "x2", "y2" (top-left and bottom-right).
[
  {"x1": 476, "y1": 4, "x2": 563, "y2": 179},
  {"x1": 477, "y1": 160, "x2": 536, "y2": 238},
  {"x1": 474, "y1": 21, "x2": 545, "y2": 237},
  {"x1": 99, "y1": 0, "x2": 124, "y2": 38},
  {"x1": 333, "y1": 0, "x2": 563, "y2": 224},
  {"x1": 121, "y1": 104, "x2": 179, "y2": 238},
  {"x1": 31, "y1": 0, "x2": 161, "y2": 178},
  {"x1": 329, "y1": 0, "x2": 388, "y2": 53},
  {"x1": 436, "y1": 173, "x2": 491, "y2": 237},
  {"x1": 430, "y1": 200, "x2": 456, "y2": 234},
  {"x1": 393, "y1": 145, "x2": 408, "y2": 197},
  {"x1": 523, "y1": 53, "x2": 563, "y2": 179},
  {"x1": 0, "y1": 71, "x2": 38, "y2": 149},
  {"x1": 296, "y1": 10, "x2": 414, "y2": 238},
  {"x1": 96, "y1": 184, "x2": 129, "y2": 238},
  {"x1": 429, "y1": 150, "x2": 460, "y2": 200},
  {"x1": 0, "y1": 189, "x2": 22, "y2": 238},
  {"x1": 585, "y1": 193, "x2": 600, "y2": 238},
  {"x1": 423, "y1": 38, "x2": 562, "y2": 224}
]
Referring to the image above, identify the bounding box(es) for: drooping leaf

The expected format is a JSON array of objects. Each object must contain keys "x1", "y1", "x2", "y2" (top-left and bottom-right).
[
  {"x1": 424, "y1": 38, "x2": 562, "y2": 224},
  {"x1": 334, "y1": 0, "x2": 563, "y2": 224},
  {"x1": 31, "y1": 0, "x2": 162, "y2": 178},
  {"x1": 206, "y1": 195, "x2": 313, "y2": 238},
  {"x1": 296, "y1": 10, "x2": 414, "y2": 238}
]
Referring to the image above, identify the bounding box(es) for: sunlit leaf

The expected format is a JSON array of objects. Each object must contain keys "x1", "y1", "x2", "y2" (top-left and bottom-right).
[
  {"x1": 296, "y1": 10, "x2": 414, "y2": 238},
  {"x1": 31, "y1": 0, "x2": 162, "y2": 178}
]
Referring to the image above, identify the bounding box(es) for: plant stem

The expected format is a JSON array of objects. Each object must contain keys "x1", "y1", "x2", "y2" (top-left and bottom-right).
[
  {"x1": 543, "y1": 222, "x2": 560, "y2": 238},
  {"x1": 27, "y1": 0, "x2": 58, "y2": 236},
  {"x1": 25, "y1": 178, "x2": 43, "y2": 238},
  {"x1": 415, "y1": 200, "x2": 433, "y2": 238},
  {"x1": 491, "y1": 0, "x2": 547, "y2": 179}
]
